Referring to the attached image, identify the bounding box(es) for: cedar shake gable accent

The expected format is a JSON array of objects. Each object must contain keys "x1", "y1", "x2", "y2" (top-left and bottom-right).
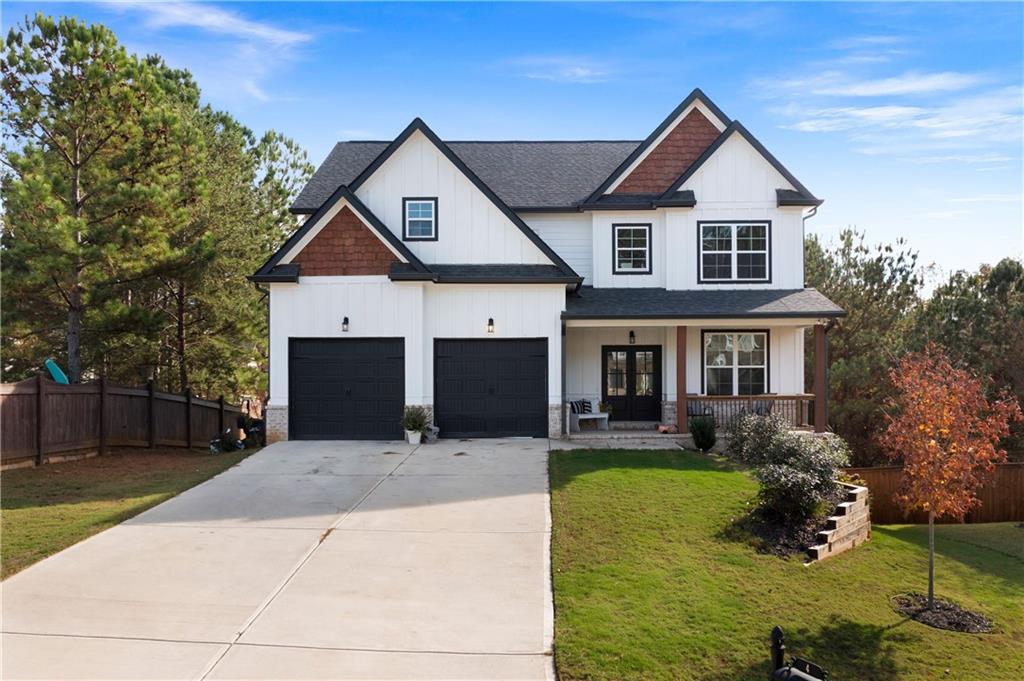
[
  {"x1": 291, "y1": 205, "x2": 397, "y2": 276},
  {"x1": 612, "y1": 108, "x2": 722, "y2": 194},
  {"x1": 250, "y1": 185, "x2": 429, "y2": 283}
]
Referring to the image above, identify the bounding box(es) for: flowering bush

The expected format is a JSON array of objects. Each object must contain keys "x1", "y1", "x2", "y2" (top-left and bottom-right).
[{"x1": 726, "y1": 413, "x2": 851, "y2": 521}]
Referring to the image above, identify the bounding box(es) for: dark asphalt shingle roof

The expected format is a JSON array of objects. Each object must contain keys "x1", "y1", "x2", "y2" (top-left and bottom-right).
[
  {"x1": 563, "y1": 287, "x2": 846, "y2": 319},
  {"x1": 390, "y1": 262, "x2": 581, "y2": 283},
  {"x1": 292, "y1": 141, "x2": 641, "y2": 213}
]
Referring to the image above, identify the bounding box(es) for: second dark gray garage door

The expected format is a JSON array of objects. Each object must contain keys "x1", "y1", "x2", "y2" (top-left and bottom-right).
[
  {"x1": 289, "y1": 338, "x2": 404, "y2": 440},
  {"x1": 434, "y1": 339, "x2": 548, "y2": 438}
]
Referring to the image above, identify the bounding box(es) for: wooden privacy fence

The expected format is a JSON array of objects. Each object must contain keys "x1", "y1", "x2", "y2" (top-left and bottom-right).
[
  {"x1": 846, "y1": 463, "x2": 1024, "y2": 524},
  {"x1": 0, "y1": 376, "x2": 242, "y2": 468}
]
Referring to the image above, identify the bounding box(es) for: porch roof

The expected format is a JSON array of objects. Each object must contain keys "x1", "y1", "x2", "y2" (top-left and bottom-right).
[{"x1": 562, "y1": 286, "x2": 845, "y2": 320}]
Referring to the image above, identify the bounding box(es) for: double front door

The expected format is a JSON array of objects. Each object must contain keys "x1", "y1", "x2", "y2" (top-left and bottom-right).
[{"x1": 601, "y1": 346, "x2": 662, "y2": 421}]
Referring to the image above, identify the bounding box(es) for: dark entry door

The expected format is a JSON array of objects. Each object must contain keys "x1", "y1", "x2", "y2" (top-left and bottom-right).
[
  {"x1": 434, "y1": 339, "x2": 548, "y2": 438},
  {"x1": 602, "y1": 346, "x2": 662, "y2": 421},
  {"x1": 289, "y1": 338, "x2": 404, "y2": 440}
]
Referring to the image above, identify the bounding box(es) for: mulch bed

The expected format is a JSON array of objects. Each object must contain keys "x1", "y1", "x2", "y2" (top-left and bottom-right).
[
  {"x1": 725, "y1": 487, "x2": 845, "y2": 558},
  {"x1": 892, "y1": 593, "x2": 995, "y2": 633}
]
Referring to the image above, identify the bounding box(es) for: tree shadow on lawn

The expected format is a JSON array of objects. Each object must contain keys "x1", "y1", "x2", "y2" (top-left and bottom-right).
[
  {"x1": 873, "y1": 524, "x2": 1024, "y2": 596},
  {"x1": 705, "y1": 617, "x2": 916, "y2": 681}
]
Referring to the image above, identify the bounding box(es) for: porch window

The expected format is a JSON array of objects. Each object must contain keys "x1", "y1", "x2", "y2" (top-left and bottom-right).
[
  {"x1": 403, "y1": 198, "x2": 437, "y2": 240},
  {"x1": 698, "y1": 221, "x2": 770, "y2": 282},
  {"x1": 703, "y1": 331, "x2": 768, "y2": 396},
  {"x1": 613, "y1": 224, "x2": 651, "y2": 274}
]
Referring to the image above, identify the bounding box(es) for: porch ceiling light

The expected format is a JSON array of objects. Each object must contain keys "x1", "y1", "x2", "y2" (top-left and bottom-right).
[
  {"x1": 629, "y1": 330, "x2": 636, "y2": 345},
  {"x1": 342, "y1": 316, "x2": 349, "y2": 332},
  {"x1": 487, "y1": 317, "x2": 495, "y2": 334}
]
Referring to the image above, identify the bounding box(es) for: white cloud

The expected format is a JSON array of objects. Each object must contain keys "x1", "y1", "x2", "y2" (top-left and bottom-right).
[
  {"x1": 507, "y1": 56, "x2": 613, "y2": 84},
  {"x1": 947, "y1": 194, "x2": 1021, "y2": 204},
  {"x1": 102, "y1": 2, "x2": 323, "y2": 105},
  {"x1": 775, "y1": 70, "x2": 984, "y2": 98},
  {"x1": 107, "y1": 1, "x2": 311, "y2": 46}
]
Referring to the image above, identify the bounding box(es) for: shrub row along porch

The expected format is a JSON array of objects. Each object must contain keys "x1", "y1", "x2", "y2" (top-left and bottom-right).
[{"x1": 0, "y1": 376, "x2": 243, "y2": 468}]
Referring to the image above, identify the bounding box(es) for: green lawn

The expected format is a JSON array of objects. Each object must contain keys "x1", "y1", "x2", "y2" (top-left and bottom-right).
[
  {"x1": 549, "y1": 449, "x2": 1024, "y2": 681},
  {"x1": 1, "y1": 448, "x2": 251, "y2": 578}
]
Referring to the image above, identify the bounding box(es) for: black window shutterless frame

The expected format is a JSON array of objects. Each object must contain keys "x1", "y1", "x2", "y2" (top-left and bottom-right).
[
  {"x1": 402, "y1": 197, "x2": 439, "y2": 241},
  {"x1": 612, "y1": 223, "x2": 653, "y2": 275},
  {"x1": 696, "y1": 220, "x2": 772, "y2": 284}
]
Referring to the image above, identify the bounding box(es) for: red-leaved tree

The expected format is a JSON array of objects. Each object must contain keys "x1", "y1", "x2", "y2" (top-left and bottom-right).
[{"x1": 882, "y1": 344, "x2": 1021, "y2": 608}]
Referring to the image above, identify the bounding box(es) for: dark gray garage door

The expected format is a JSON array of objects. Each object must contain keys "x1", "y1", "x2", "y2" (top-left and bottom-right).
[
  {"x1": 434, "y1": 339, "x2": 547, "y2": 438},
  {"x1": 289, "y1": 338, "x2": 404, "y2": 440}
]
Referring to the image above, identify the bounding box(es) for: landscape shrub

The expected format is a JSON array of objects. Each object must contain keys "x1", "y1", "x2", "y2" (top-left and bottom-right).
[
  {"x1": 401, "y1": 405, "x2": 431, "y2": 433},
  {"x1": 725, "y1": 414, "x2": 851, "y2": 521},
  {"x1": 689, "y1": 415, "x2": 717, "y2": 452}
]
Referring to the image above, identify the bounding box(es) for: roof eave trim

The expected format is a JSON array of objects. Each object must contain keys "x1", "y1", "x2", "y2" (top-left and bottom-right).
[
  {"x1": 346, "y1": 118, "x2": 580, "y2": 279},
  {"x1": 561, "y1": 310, "x2": 848, "y2": 320},
  {"x1": 583, "y1": 88, "x2": 732, "y2": 203},
  {"x1": 247, "y1": 273, "x2": 299, "y2": 284}
]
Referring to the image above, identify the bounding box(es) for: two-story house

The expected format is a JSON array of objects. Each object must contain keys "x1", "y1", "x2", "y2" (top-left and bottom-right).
[{"x1": 252, "y1": 89, "x2": 845, "y2": 442}]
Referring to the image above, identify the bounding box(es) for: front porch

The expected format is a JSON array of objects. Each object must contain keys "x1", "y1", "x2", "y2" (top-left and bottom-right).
[{"x1": 562, "y1": 319, "x2": 831, "y2": 435}]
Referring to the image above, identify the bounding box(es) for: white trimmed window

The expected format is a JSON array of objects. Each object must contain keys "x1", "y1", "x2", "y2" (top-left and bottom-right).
[
  {"x1": 703, "y1": 331, "x2": 768, "y2": 396},
  {"x1": 403, "y1": 198, "x2": 437, "y2": 240},
  {"x1": 613, "y1": 224, "x2": 652, "y2": 274},
  {"x1": 699, "y1": 221, "x2": 770, "y2": 282}
]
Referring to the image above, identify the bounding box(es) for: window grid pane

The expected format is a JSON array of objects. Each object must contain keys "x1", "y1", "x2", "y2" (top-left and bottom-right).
[
  {"x1": 705, "y1": 332, "x2": 767, "y2": 396},
  {"x1": 405, "y1": 200, "x2": 435, "y2": 238},
  {"x1": 615, "y1": 226, "x2": 649, "y2": 272},
  {"x1": 700, "y1": 222, "x2": 768, "y2": 281}
]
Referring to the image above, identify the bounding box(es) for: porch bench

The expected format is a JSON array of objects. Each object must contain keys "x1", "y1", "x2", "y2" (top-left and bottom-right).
[{"x1": 568, "y1": 399, "x2": 610, "y2": 433}]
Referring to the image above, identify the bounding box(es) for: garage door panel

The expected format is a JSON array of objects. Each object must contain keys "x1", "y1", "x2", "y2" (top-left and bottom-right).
[
  {"x1": 434, "y1": 339, "x2": 547, "y2": 439},
  {"x1": 289, "y1": 339, "x2": 404, "y2": 440}
]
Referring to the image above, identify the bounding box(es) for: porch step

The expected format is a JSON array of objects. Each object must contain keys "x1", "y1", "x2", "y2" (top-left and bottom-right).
[{"x1": 610, "y1": 421, "x2": 661, "y2": 431}]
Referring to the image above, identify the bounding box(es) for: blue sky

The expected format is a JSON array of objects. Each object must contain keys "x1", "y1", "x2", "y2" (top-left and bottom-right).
[{"x1": 5, "y1": 1, "x2": 1022, "y2": 287}]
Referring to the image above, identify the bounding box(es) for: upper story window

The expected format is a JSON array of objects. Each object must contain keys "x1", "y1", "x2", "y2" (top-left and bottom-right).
[
  {"x1": 403, "y1": 198, "x2": 438, "y2": 240},
  {"x1": 703, "y1": 331, "x2": 768, "y2": 396},
  {"x1": 698, "y1": 221, "x2": 771, "y2": 283},
  {"x1": 613, "y1": 223, "x2": 652, "y2": 275}
]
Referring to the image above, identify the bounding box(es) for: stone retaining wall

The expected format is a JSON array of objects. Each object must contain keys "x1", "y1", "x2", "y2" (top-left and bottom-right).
[{"x1": 807, "y1": 483, "x2": 871, "y2": 563}]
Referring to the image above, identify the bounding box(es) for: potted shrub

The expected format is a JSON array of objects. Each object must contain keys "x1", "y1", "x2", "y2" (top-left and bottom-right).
[{"x1": 401, "y1": 406, "x2": 430, "y2": 444}]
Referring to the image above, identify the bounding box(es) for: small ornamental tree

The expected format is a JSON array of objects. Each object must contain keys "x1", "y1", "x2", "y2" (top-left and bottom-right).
[{"x1": 882, "y1": 344, "x2": 1021, "y2": 609}]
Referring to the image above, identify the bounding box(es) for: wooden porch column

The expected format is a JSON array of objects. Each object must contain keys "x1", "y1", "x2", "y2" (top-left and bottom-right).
[
  {"x1": 676, "y1": 326, "x2": 687, "y2": 431},
  {"x1": 813, "y1": 323, "x2": 827, "y2": 433}
]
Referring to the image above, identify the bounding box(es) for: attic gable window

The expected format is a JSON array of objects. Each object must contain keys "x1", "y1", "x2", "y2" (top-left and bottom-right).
[
  {"x1": 403, "y1": 198, "x2": 438, "y2": 240},
  {"x1": 613, "y1": 223, "x2": 652, "y2": 275},
  {"x1": 698, "y1": 221, "x2": 771, "y2": 283}
]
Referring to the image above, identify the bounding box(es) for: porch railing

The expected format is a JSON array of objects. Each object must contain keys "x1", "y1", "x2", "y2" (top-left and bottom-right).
[{"x1": 685, "y1": 394, "x2": 814, "y2": 430}]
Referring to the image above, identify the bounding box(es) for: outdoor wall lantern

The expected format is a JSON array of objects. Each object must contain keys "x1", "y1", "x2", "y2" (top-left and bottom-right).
[
  {"x1": 629, "y1": 330, "x2": 636, "y2": 345},
  {"x1": 487, "y1": 317, "x2": 495, "y2": 334},
  {"x1": 342, "y1": 316, "x2": 349, "y2": 332}
]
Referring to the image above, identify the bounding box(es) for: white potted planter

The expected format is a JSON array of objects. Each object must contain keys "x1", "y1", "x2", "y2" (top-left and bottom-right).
[{"x1": 401, "y1": 406, "x2": 430, "y2": 445}]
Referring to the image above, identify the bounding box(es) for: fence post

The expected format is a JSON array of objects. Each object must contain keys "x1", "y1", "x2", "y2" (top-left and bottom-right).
[
  {"x1": 185, "y1": 387, "x2": 193, "y2": 449},
  {"x1": 147, "y1": 379, "x2": 156, "y2": 448},
  {"x1": 35, "y1": 373, "x2": 45, "y2": 466},
  {"x1": 218, "y1": 395, "x2": 225, "y2": 435},
  {"x1": 98, "y1": 376, "x2": 108, "y2": 456}
]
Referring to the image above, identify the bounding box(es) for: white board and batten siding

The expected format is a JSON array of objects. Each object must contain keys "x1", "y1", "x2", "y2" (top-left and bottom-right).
[
  {"x1": 268, "y1": 278, "x2": 566, "y2": 409},
  {"x1": 667, "y1": 131, "x2": 806, "y2": 290},
  {"x1": 355, "y1": 130, "x2": 552, "y2": 266},
  {"x1": 522, "y1": 212, "x2": 593, "y2": 283}
]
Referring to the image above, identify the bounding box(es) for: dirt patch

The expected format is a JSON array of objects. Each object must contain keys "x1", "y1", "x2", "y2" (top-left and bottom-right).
[{"x1": 892, "y1": 593, "x2": 994, "y2": 633}]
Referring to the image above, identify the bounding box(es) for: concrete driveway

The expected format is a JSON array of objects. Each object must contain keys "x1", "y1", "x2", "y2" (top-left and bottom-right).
[{"x1": 1, "y1": 439, "x2": 554, "y2": 680}]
